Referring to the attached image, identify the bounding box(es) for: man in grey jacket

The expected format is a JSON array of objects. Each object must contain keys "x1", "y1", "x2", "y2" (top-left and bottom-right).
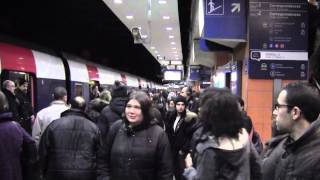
[{"x1": 262, "y1": 82, "x2": 320, "y2": 180}]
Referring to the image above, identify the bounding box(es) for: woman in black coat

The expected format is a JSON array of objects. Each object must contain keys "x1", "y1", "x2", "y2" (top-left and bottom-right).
[{"x1": 97, "y1": 91, "x2": 173, "y2": 180}]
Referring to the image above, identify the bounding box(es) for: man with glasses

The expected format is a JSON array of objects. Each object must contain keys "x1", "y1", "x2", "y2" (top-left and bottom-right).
[{"x1": 262, "y1": 82, "x2": 320, "y2": 180}]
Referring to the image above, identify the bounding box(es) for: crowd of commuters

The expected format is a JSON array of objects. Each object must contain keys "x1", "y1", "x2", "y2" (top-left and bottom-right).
[{"x1": 1, "y1": 78, "x2": 320, "y2": 180}]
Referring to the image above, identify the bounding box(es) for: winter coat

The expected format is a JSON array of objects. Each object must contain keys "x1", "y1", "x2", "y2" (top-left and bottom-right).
[
  {"x1": 165, "y1": 110, "x2": 198, "y2": 155},
  {"x1": 98, "y1": 97, "x2": 127, "y2": 139},
  {"x1": 0, "y1": 112, "x2": 37, "y2": 180},
  {"x1": 165, "y1": 110, "x2": 198, "y2": 180},
  {"x1": 32, "y1": 100, "x2": 69, "y2": 146},
  {"x1": 2, "y1": 89, "x2": 21, "y2": 120},
  {"x1": 15, "y1": 89, "x2": 34, "y2": 134},
  {"x1": 262, "y1": 117, "x2": 320, "y2": 180},
  {"x1": 184, "y1": 129, "x2": 262, "y2": 180},
  {"x1": 97, "y1": 120, "x2": 173, "y2": 180},
  {"x1": 261, "y1": 134, "x2": 287, "y2": 180},
  {"x1": 39, "y1": 109, "x2": 100, "y2": 180}
]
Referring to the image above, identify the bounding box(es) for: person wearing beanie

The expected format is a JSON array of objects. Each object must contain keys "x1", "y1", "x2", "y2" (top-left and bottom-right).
[
  {"x1": 98, "y1": 81, "x2": 128, "y2": 142},
  {"x1": 165, "y1": 95, "x2": 198, "y2": 180}
]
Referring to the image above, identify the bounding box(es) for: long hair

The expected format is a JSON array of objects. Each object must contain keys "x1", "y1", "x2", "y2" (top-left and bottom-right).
[{"x1": 200, "y1": 90, "x2": 244, "y2": 139}]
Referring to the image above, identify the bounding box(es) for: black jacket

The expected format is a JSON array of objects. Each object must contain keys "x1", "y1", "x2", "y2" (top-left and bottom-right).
[
  {"x1": 165, "y1": 110, "x2": 198, "y2": 155},
  {"x1": 262, "y1": 117, "x2": 320, "y2": 180},
  {"x1": 2, "y1": 89, "x2": 20, "y2": 120},
  {"x1": 15, "y1": 89, "x2": 34, "y2": 134},
  {"x1": 39, "y1": 109, "x2": 101, "y2": 180},
  {"x1": 97, "y1": 120, "x2": 173, "y2": 180},
  {"x1": 98, "y1": 97, "x2": 127, "y2": 139}
]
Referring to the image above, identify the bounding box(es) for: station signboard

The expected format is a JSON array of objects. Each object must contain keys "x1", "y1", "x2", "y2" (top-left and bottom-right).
[
  {"x1": 204, "y1": 0, "x2": 247, "y2": 40},
  {"x1": 248, "y1": 0, "x2": 308, "y2": 79}
]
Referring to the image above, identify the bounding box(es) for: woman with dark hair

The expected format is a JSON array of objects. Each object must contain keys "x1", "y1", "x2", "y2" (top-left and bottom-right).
[
  {"x1": 97, "y1": 91, "x2": 173, "y2": 180},
  {"x1": 184, "y1": 90, "x2": 261, "y2": 180}
]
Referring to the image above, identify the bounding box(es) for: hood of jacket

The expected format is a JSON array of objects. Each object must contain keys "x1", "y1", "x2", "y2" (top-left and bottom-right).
[
  {"x1": 109, "y1": 97, "x2": 128, "y2": 116},
  {"x1": 196, "y1": 128, "x2": 250, "y2": 167}
]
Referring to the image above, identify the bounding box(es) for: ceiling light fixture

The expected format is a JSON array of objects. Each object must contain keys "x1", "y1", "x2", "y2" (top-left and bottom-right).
[
  {"x1": 169, "y1": 35, "x2": 174, "y2": 39},
  {"x1": 114, "y1": 0, "x2": 123, "y2": 4},
  {"x1": 172, "y1": 47, "x2": 176, "y2": 50},
  {"x1": 154, "y1": 50, "x2": 158, "y2": 53},
  {"x1": 163, "y1": 16, "x2": 170, "y2": 20},
  {"x1": 158, "y1": 0, "x2": 167, "y2": 4},
  {"x1": 173, "y1": 51, "x2": 177, "y2": 53},
  {"x1": 150, "y1": 46, "x2": 155, "y2": 49},
  {"x1": 126, "y1": 15, "x2": 134, "y2": 19},
  {"x1": 166, "y1": 27, "x2": 173, "y2": 31},
  {"x1": 170, "y1": 42, "x2": 176, "y2": 45}
]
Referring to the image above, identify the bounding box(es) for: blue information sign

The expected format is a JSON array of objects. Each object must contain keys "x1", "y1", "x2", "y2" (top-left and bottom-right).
[
  {"x1": 189, "y1": 65, "x2": 201, "y2": 81},
  {"x1": 204, "y1": 0, "x2": 247, "y2": 40},
  {"x1": 248, "y1": 0, "x2": 308, "y2": 80}
]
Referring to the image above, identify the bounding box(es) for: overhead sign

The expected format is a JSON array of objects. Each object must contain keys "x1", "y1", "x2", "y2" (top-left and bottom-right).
[
  {"x1": 204, "y1": 0, "x2": 247, "y2": 40},
  {"x1": 248, "y1": 0, "x2": 308, "y2": 80}
]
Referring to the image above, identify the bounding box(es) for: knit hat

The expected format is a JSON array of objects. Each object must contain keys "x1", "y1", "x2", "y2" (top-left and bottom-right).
[
  {"x1": 175, "y1": 95, "x2": 187, "y2": 105},
  {"x1": 111, "y1": 83, "x2": 128, "y2": 98}
]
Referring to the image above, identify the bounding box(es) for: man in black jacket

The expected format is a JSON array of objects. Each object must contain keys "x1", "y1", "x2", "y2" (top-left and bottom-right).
[
  {"x1": 262, "y1": 82, "x2": 320, "y2": 180},
  {"x1": 39, "y1": 96, "x2": 100, "y2": 180},
  {"x1": 165, "y1": 95, "x2": 197, "y2": 180},
  {"x1": 98, "y1": 81, "x2": 128, "y2": 140},
  {"x1": 15, "y1": 78, "x2": 34, "y2": 134},
  {"x1": 2, "y1": 80, "x2": 20, "y2": 120}
]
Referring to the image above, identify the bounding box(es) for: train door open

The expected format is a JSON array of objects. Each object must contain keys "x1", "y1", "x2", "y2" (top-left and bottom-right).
[
  {"x1": 0, "y1": 70, "x2": 36, "y2": 112},
  {"x1": 89, "y1": 80, "x2": 101, "y2": 100}
]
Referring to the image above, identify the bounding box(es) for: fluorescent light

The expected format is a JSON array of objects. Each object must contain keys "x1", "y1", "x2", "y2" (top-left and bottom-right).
[
  {"x1": 154, "y1": 51, "x2": 158, "y2": 53},
  {"x1": 169, "y1": 35, "x2": 174, "y2": 39},
  {"x1": 150, "y1": 46, "x2": 155, "y2": 49},
  {"x1": 166, "y1": 27, "x2": 173, "y2": 31},
  {"x1": 170, "y1": 42, "x2": 176, "y2": 45},
  {"x1": 114, "y1": 0, "x2": 123, "y2": 4},
  {"x1": 171, "y1": 61, "x2": 182, "y2": 65},
  {"x1": 126, "y1": 15, "x2": 134, "y2": 19},
  {"x1": 172, "y1": 47, "x2": 176, "y2": 50},
  {"x1": 163, "y1": 16, "x2": 170, "y2": 20},
  {"x1": 158, "y1": 0, "x2": 167, "y2": 4},
  {"x1": 173, "y1": 51, "x2": 177, "y2": 53}
]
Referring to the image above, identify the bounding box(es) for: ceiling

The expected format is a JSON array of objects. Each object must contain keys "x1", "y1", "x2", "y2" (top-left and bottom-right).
[
  {"x1": 103, "y1": 0, "x2": 183, "y2": 64},
  {"x1": 0, "y1": 0, "x2": 192, "y2": 83}
]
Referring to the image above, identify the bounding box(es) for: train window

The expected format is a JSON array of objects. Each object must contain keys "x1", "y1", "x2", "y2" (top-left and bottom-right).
[{"x1": 75, "y1": 83, "x2": 83, "y2": 96}]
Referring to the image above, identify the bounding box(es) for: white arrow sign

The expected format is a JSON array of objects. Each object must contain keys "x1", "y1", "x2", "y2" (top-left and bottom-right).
[{"x1": 231, "y1": 3, "x2": 240, "y2": 13}]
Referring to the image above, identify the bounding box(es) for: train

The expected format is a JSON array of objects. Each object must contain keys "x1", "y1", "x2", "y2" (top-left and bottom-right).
[{"x1": 0, "y1": 41, "x2": 165, "y2": 112}]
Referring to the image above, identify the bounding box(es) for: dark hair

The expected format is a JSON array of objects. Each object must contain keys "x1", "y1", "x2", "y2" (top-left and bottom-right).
[
  {"x1": 70, "y1": 96, "x2": 86, "y2": 111},
  {"x1": 200, "y1": 90, "x2": 244, "y2": 139},
  {"x1": 17, "y1": 78, "x2": 27, "y2": 86},
  {"x1": 53, "y1": 86, "x2": 67, "y2": 100},
  {"x1": 283, "y1": 82, "x2": 320, "y2": 123},
  {"x1": 237, "y1": 96, "x2": 244, "y2": 108},
  {"x1": 199, "y1": 87, "x2": 230, "y2": 107},
  {"x1": 125, "y1": 91, "x2": 152, "y2": 124},
  {"x1": 0, "y1": 91, "x2": 9, "y2": 113},
  {"x1": 184, "y1": 86, "x2": 192, "y2": 96}
]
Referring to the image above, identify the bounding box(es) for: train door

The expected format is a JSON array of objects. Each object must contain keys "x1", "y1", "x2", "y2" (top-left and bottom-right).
[
  {"x1": 0, "y1": 70, "x2": 36, "y2": 109},
  {"x1": 89, "y1": 80, "x2": 101, "y2": 100}
]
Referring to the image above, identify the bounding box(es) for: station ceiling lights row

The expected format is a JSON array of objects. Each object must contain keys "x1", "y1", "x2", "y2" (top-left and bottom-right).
[{"x1": 103, "y1": 0, "x2": 183, "y2": 65}]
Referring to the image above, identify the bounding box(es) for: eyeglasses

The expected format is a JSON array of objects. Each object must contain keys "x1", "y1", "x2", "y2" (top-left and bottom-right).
[{"x1": 274, "y1": 103, "x2": 293, "y2": 110}]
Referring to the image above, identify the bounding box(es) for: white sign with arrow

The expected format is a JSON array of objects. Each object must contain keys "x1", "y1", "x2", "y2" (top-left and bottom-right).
[{"x1": 231, "y1": 3, "x2": 240, "y2": 13}]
